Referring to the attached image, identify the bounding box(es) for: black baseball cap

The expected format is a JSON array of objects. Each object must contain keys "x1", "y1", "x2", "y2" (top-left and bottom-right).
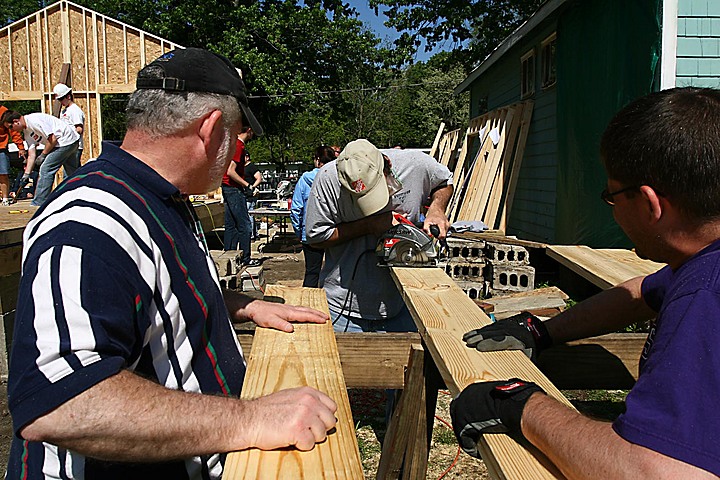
[{"x1": 136, "y1": 48, "x2": 263, "y2": 136}]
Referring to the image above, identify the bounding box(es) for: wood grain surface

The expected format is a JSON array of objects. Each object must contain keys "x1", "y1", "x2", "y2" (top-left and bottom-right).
[
  {"x1": 391, "y1": 267, "x2": 571, "y2": 480},
  {"x1": 223, "y1": 286, "x2": 363, "y2": 479},
  {"x1": 547, "y1": 246, "x2": 664, "y2": 289}
]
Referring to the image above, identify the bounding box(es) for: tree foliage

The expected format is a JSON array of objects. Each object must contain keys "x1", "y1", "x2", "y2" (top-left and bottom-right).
[
  {"x1": 369, "y1": 0, "x2": 545, "y2": 68},
  {"x1": 2, "y1": 0, "x2": 470, "y2": 169}
]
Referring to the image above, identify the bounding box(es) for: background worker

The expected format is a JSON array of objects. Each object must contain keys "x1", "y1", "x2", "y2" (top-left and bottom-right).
[
  {"x1": 291, "y1": 145, "x2": 335, "y2": 287},
  {"x1": 242, "y1": 151, "x2": 263, "y2": 240},
  {"x1": 451, "y1": 87, "x2": 720, "y2": 479},
  {"x1": 305, "y1": 139, "x2": 453, "y2": 332},
  {"x1": 1, "y1": 110, "x2": 79, "y2": 207},
  {"x1": 222, "y1": 126, "x2": 260, "y2": 266},
  {"x1": 6, "y1": 48, "x2": 335, "y2": 480},
  {"x1": 0, "y1": 104, "x2": 25, "y2": 205},
  {"x1": 54, "y1": 83, "x2": 85, "y2": 170}
]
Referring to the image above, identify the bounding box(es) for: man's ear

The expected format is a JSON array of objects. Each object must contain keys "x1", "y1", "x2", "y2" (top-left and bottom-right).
[
  {"x1": 198, "y1": 110, "x2": 224, "y2": 152},
  {"x1": 639, "y1": 185, "x2": 663, "y2": 224}
]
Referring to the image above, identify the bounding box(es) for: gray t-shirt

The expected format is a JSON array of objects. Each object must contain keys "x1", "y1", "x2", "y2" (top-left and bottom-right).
[{"x1": 305, "y1": 149, "x2": 453, "y2": 320}]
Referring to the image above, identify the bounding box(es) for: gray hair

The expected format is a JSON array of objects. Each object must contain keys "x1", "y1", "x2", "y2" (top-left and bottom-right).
[{"x1": 126, "y1": 89, "x2": 241, "y2": 138}]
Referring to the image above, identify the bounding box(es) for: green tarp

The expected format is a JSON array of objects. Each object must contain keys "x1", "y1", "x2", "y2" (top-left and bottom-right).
[{"x1": 555, "y1": 0, "x2": 661, "y2": 247}]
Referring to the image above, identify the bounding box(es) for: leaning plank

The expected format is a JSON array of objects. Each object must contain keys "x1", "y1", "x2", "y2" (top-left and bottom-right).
[
  {"x1": 224, "y1": 286, "x2": 363, "y2": 479},
  {"x1": 390, "y1": 267, "x2": 571, "y2": 480},
  {"x1": 547, "y1": 245, "x2": 663, "y2": 289},
  {"x1": 429, "y1": 121, "x2": 445, "y2": 159}
]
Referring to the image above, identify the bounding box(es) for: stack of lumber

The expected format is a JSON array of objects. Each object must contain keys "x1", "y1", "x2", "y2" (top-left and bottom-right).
[{"x1": 434, "y1": 100, "x2": 534, "y2": 231}]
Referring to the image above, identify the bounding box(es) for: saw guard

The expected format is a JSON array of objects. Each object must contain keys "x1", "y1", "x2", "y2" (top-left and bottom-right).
[{"x1": 376, "y1": 223, "x2": 439, "y2": 267}]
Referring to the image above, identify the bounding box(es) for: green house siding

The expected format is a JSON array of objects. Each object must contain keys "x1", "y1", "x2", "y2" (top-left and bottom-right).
[
  {"x1": 676, "y1": 0, "x2": 720, "y2": 87},
  {"x1": 468, "y1": 21, "x2": 560, "y2": 242}
]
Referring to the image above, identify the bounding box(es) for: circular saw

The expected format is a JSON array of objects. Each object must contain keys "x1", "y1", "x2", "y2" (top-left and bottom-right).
[{"x1": 376, "y1": 223, "x2": 440, "y2": 267}]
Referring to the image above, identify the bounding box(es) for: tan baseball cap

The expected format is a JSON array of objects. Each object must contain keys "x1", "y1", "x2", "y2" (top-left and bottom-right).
[{"x1": 337, "y1": 139, "x2": 389, "y2": 217}]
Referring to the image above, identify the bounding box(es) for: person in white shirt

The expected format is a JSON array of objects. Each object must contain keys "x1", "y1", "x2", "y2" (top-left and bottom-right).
[
  {"x1": 54, "y1": 83, "x2": 85, "y2": 170},
  {"x1": 1, "y1": 110, "x2": 79, "y2": 207}
]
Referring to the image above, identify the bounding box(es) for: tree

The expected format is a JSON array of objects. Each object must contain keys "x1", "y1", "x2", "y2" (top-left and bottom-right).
[{"x1": 369, "y1": 0, "x2": 545, "y2": 68}]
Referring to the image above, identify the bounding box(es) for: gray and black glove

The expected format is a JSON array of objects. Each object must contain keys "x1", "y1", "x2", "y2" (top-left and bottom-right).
[
  {"x1": 20, "y1": 172, "x2": 31, "y2": 185},
  {"x1": 450, "y1": 378, "x2": 544, "y2": 458},
  {"x1": 463, "y1": 312, "x2": 552, "y2": 362}
]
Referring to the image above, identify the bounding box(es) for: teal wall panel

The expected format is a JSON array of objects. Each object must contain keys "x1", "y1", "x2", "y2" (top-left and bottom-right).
[{"x1": 676, "y1": 0, "x2": 720, "y2": 85}]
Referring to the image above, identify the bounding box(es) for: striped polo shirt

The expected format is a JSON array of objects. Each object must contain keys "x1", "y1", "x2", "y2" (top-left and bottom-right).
[{"x1": 7, "y1": 142, "x2": 246, "y2": 479}]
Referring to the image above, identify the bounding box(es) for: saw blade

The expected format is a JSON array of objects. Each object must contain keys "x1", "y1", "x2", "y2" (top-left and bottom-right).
[{"x1": 392, "y1": 242, "x2": 430, "y2": 266}]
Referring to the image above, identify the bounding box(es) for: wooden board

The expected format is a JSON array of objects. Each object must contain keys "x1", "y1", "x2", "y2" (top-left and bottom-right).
[
  {"x1": 224, "y1": 286, "x2": 363, "y2": 479},
  {"x1": 479, "y1": 286, "x2": 568, "y2": 317},
  {"x1": 547, "y1": 245, "x2": 664, "y2": 289},
  {"x1": 538, "y1": 333, "x2": 644, "y2": 390},
  {"x1": 238, "y1": 331, "x2": 421, "y2": 389},
  {"x1": 390, "y1": 267, "x2": 571, "y2": 479}
]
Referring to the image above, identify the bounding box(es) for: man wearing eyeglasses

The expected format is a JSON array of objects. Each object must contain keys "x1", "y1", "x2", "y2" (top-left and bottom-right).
[
  {"x1": 451, "y1": 87, "x2": 720, "y2": 478},
  {"x1": 304, "y1": 139, "x2": 453, "y2": 333}
]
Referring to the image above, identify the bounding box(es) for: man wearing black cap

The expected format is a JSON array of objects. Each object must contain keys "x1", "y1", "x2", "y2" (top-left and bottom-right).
[{"x1": 6, "y1": 48, "x2": 336, "y2": 479}]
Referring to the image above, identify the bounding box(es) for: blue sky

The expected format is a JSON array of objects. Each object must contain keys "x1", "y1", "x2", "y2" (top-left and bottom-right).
[{"x1": 346, "y1": 0, "x2": 450, "y2": 62}]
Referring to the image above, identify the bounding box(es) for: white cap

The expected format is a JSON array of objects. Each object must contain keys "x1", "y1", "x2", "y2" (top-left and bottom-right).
[{"x1": 53, "y1": 83, "x2": 72, "y2": 98}]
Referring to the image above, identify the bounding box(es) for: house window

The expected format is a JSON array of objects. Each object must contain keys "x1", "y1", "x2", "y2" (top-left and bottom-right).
[
  {"x1": 541, "y1": 33, "x2": 557, "y2": 89},
  {"x1": 477, "y1": 95, "x2": 488, "y2": 115},
  {"x1": 521, "y1": 49, "x2": 535, "y2": 98}
]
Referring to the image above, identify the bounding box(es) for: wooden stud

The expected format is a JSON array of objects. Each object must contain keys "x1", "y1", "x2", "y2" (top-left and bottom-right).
[
  {"x1": 377, "y1": 344, "x2": 425, "y2": 480},
  {"x1": 429, "y1": 122, "x2": 445, "y2": 160},
  {"x1": 499, "y1": 101, "x2": 534, "y2": 231}
]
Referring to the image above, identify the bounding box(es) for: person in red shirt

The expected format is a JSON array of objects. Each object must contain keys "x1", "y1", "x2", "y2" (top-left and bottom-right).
[
  {"x1": 0, "y1": 105, "x2": 26, "y2": 205},
  {"x1": 222, "y1": 126, "x2": 260, "y2": 266}
]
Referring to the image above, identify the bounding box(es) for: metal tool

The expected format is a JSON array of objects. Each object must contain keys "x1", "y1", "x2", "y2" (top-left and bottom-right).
[{"x1": 376, "y1": 222, "x2": 440, "y2": 267}]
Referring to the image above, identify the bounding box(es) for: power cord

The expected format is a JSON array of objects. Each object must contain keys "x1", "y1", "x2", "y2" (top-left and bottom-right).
[
  {"x1": 333, "y1": 248, "x2": 375, "y2": 332},
  {"x1": 436, "y1": 390, "x2": 461, "y2": 480}
]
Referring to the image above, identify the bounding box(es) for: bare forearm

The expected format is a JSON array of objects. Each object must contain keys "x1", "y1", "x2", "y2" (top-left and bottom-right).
[
  {"x1": 312, "y1": 211, "x2": 392, "y2": 249},
  {"x1": 522, "y1": 394, "x2": 714, "y2": 479},
  {"x1": 43, "y1": 136, "x2": 57, "y2": 155},
  {"x1": 545, "y1": 276, "x2": 655, "y2": 343},
  {"x1": 21, "y1": 370, "x2": 255, "y2": 461}
]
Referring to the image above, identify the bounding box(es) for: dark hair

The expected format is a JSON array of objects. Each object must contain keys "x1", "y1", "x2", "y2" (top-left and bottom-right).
[
  {"x1": 314, "y1": 145, "x2": 336, "y2": 166},
  {"x1": 1, "y1": 110, "x2": 21, "y2": 125},
  {"x1": 601, "y1": 87, "x2": 720, "y2": 220}
]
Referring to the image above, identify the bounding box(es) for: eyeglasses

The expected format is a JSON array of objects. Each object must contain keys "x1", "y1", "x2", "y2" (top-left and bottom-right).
[{"x1": 600, "y1": 185, "x2": 639, "y2": 206}]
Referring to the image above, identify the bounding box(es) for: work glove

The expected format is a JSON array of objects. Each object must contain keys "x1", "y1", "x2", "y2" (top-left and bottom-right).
[
  {"x1": 35, "y1": 153, "x2": 46, "y2": 166},
  {"x1": 450, "y1": 378, "x2": 545, "y2": 458},
  {"x1": 463, "y1": 312, "x2": 552, "y2": 362},
  {"x1": 20, "y1": 173, "x2": 30, "y2": 185}
]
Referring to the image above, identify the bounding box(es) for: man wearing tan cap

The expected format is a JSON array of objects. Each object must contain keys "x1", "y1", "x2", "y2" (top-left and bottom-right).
[{"x1": 305, "y1": 138, "x2": 453, "y2": 332}]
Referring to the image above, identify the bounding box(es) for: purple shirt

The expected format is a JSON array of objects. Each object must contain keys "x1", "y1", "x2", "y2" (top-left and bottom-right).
[{"x1": 613, "y1": 239, "x2": 720, "y2": 475}]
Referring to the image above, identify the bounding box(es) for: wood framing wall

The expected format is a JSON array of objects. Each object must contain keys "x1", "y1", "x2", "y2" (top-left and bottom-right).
[{"x1": 0, "y1": 0, "x2": 181, "y2": 162}]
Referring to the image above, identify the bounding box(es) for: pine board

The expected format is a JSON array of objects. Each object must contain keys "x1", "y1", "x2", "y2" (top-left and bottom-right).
[
  {"x1": 547, "y1": 246, "x2": 664, "y2": 289},
  {"x1": 223, "y1": 286, "x2": 363, "y2": 479},
  {"x1": 390, "y1": 267, "x2": 570, "y2": 480}
]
